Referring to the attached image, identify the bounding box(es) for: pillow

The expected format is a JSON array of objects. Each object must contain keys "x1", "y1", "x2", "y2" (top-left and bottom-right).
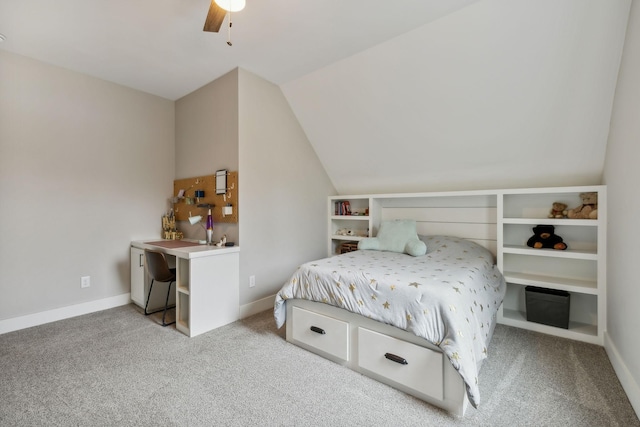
[{"x1": 357, "y1": 219, "x2": 427, "y2": 256}]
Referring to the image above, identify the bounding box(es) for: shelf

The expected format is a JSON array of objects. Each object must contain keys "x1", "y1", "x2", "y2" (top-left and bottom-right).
[
  {"x1": 502, "y1": 245, "x2": 597, "y2": 260},
  {"x1": 500, "y1": 186, "x2": 604, "y2": 345},
  {"x1": 176, "y1": 319, "x2": 189, "y2": 335},
  {"x1": 327, "y1": 186, "x2": 604, "y2": 345},
  {"x1": 176, "y1": 292, "x2": 190, "y2": 335},
  {"x1": 331, "y1": 235, "x2": 365, "y2": 241},
  {"x1": 502, "y1": 218, "x2": 598, "y2": 226},
  {"x1": 331, "y1": 215, "x2": 369, "y2": 220},
  {"x1": 503, "y1": 272, "x2": 598, "y2": 295},
  {"x1": 501, "y1": 308, "x2": 598, "y2": 342}
]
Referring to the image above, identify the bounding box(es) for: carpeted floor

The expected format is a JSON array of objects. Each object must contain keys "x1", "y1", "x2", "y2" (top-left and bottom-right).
[{"x1": 0, "y1": 304, "x2": 638, "y2": 426}]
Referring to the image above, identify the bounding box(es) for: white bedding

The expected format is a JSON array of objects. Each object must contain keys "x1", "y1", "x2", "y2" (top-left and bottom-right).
[{"x1": 274, "y1": 236, "x2": 506, "y2": 408}]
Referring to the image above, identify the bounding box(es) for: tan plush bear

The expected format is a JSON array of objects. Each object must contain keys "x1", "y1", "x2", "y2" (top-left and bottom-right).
[
  {"x1": 566, "y1": 192, "x2": 598, "y2": 219},
  {"x1": 548, "y1": 202, "x2": 568, "y2": 219}
]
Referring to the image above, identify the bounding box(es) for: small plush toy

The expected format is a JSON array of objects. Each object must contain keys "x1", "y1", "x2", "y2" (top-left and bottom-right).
[
  {"x1": 548, "y1": 202, "x2": 568, "y2": 219},
  {"x1": 335, "y1": 228, "x2": 354, "y2": 236},
  {"x1": 526, "y1": 225, "x2": 567, "y2": 250},
  {"x1": 566, "y1": 192, "x2": 598, "y2": 220}
]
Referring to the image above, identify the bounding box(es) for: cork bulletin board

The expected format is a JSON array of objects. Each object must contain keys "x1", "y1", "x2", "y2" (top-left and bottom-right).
[{"x1": 172, "y1": 171, "x2": 238, "y2": 223}]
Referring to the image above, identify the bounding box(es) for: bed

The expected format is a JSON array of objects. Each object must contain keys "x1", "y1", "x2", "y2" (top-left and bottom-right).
[{"x1": 274, "y1": 234, "x2": 506, "y2": 415}]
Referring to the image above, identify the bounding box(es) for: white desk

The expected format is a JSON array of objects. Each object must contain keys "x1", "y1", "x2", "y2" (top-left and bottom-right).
[{"x1": 131, "y1": 240, "x2": 240, "y2": 337}]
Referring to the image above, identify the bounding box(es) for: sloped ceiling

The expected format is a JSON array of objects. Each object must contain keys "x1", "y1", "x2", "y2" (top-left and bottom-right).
[
  {"x1": 0, "y1": 0, "x2": 479, "y2": 100},
  {"x1": 282, "y1": 0, "x2": 631, "y2": 194},
  {"x1": 0, "y1": 1, "x2": 631, "y2": 195}
]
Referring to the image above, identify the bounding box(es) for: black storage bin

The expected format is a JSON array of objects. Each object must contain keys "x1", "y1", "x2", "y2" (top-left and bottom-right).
[{"x1": 525, "y1": 286, "x2": 570, "y2": 329}]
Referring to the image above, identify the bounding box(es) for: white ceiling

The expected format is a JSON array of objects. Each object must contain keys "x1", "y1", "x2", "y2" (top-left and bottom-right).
[
  {"x1": 1, "y1": 1, "x2": 630, "y2": 196},
  {"x1": 0, "y1": 0, "x2": 478, "y2": 100}
]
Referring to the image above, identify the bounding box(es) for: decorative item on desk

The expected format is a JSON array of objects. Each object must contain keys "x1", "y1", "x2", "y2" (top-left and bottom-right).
[
  {"x1": 188, "y1": 214, "x2": 203, "y2": 225},
  {"x1": 206, "y1": 209, "x2": 214, "y2": 245},
  {"x1": 162, "y1": 210, "x2": 182, "y2": 240},
  {"x1": 214, "y1": 235, "x2": 227, "y2": 247},
  {"x1": 188, "y1": 213, "x2": 207, "y2": 244}
]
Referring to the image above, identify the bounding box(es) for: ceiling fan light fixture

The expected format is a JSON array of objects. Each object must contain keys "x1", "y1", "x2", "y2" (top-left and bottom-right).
[{"x1": 214, "y1": 0, "x2": 246, "y2": 12}]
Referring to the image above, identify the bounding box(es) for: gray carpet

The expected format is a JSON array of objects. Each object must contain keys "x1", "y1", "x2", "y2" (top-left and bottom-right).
[{"x1": 0, "y1": 304, "x2": 638, "y2": 427}]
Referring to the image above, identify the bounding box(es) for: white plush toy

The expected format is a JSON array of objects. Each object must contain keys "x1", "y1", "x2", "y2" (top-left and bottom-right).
[{"x1": 215, "y1": 235, "x2": 227, "y2": 247}]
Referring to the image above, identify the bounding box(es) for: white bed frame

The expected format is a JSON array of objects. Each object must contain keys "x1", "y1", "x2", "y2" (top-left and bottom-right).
[{"x1": 286, "y1": 191, "x2": 501, "y2": 416}]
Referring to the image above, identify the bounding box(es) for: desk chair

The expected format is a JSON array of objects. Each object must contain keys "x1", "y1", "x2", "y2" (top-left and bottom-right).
[{"x1": 144, "y1": 250, "x2": 176, "y2": 327}]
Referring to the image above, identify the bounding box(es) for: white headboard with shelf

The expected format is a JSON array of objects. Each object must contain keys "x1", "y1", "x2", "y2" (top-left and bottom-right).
[{"x1": 371, "y1": 192, "x2": 498, "y2": 255}]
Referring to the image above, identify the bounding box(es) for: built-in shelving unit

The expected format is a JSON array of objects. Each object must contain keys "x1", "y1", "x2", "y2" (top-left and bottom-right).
[
  {"x1": 497, "y1": 186, "x2": 606, "y2": 345},
  {"x1": 175, "y1": 258, "x2": 191, "y2": 335},
  {"x1": 328, "y1": 196, "x2": 372, "y2": 255},
  {"x1": 327, "y1": 185, "x2": 606, "y2": 345}
]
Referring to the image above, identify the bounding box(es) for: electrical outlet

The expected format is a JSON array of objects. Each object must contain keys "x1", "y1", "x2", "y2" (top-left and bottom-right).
[
  {"x1": 81, "y1": 276, "x2": 90, "y2": 288},
  {"x1": 249, "y1": 275, "x2": 255, "y2": 288}
]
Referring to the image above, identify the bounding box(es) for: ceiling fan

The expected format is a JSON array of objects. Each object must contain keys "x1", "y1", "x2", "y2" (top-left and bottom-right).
[{"x1": 203, "y1": 0, "x2": 246, "y2": 45}]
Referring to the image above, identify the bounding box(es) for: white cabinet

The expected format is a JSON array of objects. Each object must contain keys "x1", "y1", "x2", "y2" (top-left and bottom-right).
[
  {"x1": 130, "y1": 247, "x2": 146, "y2": 307},
  {"x1": 328, "y1": 196, "x2": 372, "y2": 255},
  {"x1": 497, "y1": 186, "x2": 606, "y2": 345},
  {"x1": 174, "y1": 251, "x2": 239, "y2": 338},
  {"x1": 131, "y1": 241, "x2": 238, "y2": 337},
  {"x1": 130, "y1": 247, "x2": 175, "y2": 311}
]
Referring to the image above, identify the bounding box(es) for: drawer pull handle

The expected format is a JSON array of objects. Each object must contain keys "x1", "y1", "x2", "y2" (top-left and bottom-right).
[
  {"x1": 310, "y1": 326, "x2": 326, "y2": 335},
  {"x1": 385, "y1": 353, "x2": 408, "y2": 365}
]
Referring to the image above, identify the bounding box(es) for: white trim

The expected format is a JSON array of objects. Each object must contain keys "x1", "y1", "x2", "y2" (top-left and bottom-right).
[
  {"x1": 604, "y1": 331, "x2": 640, "y2": 418},
  {"x1": 0, "y1": 294, "x2": 132, "y2": 335},
  {"x1": 239, "y1": 294, "x2": 275, "y2": 319}
]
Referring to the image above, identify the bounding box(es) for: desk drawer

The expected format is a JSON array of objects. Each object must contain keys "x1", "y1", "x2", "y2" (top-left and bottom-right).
[
  {"x1": 291, "y1": 306, "x2": 349, "y2": 362},
  {"x1": 357, "y1": 327, "x2": 443, "y2": 400}
]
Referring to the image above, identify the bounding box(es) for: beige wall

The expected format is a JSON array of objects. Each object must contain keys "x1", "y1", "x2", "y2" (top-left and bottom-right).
[
  {"x1": 603, "y1": 0, "x2": 640, "y2": 415},
  {"x1": 238, "y1": 68, "x2": 336, "y2": 306},
  {"x1": 175, "y1": 70, "x2": 239, "y2": 243},
  {"x1": 174, "y1": 67, "x2": 336, "y2": 308},
  {"x1": 0, "y1": 50, "x2": 175, "y2": 321}
]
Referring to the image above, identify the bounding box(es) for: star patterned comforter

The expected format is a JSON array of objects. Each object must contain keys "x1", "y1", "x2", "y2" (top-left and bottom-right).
[{"x1": 274, "y1": 235, "x2": 506, "y2": 408}]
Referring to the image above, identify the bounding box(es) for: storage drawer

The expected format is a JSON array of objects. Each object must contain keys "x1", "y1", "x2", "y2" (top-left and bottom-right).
[
  {"x1": 357, "y1": 327, "x2": 443, "y2": 400},
  {"x1": 291, "y1": 306, "x2": 349, "y2": 362}
]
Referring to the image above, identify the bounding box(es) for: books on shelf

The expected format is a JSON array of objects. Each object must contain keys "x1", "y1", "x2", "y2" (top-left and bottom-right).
[{"x1": 334, "y1": 200, "x2": 351, "y2": 216}]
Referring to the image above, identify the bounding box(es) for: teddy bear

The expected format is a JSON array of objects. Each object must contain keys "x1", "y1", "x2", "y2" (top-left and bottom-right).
[
  {"x1": 566, "y1": 192, "x2": 598, "y2": 219},
  {"x1": 548, "y1": 202, "x2": 568, "y2": 219},
  {"x1": 526, "y1": 225, "x2": 567, "y2": 250}
]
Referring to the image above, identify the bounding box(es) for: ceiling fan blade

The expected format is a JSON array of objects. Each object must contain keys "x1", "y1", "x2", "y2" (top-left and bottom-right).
[{"x1": 203, "y1": 1, "x2": 226, "y2": 33}]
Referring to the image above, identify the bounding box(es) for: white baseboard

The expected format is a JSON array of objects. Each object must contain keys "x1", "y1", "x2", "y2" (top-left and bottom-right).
[
  {"x1": 239, "y1": 294, "x2": 275, "y2": 319},
  {"x1": 604, "y1": 331, "x2": 640, "y2": 418},
  {"x1": 1, "y1": 293, "x2": 277, "y2": 335},
  {"x1": 0, "y1": 293, "x2": 132, "y2": 335}
]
